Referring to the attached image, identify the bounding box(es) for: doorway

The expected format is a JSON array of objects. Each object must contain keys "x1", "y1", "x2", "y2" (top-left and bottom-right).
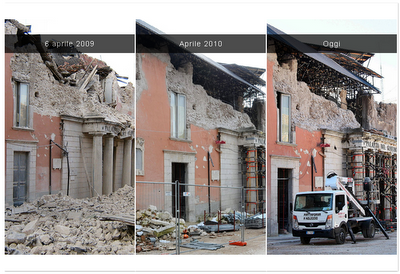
[
  {"x1": 172, "y1": 163, "x2": 187, "y2": 220},
  {"x1": 13, "y1": 152, "x2": 29, "y2": 206},
  {"x1": 278, "y1": 168, "x2": 292, "y2": 233}
]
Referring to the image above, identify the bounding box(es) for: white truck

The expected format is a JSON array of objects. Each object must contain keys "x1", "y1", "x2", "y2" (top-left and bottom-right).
[{"x1": 292, "y1": 173, "x2": 389, "y2": 244}]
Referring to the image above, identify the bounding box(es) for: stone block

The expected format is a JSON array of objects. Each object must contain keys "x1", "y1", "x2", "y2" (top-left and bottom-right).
[
  {"x1": 150, "y1": 219, "x2": 171, "y2": 226},
  {"x1": 5, "y1": 231, "x2": 27, "y2": 245},
  {"x1": 148, "y1": 205, "x2": 157, "y2": 211},
  {"x1": 153, "y1": 224, "x2": 176, "y2": 238},
  {"x1": 105, "y1": 232, "x2": 112, "y2": 241},
  {"x1": 55, "y1": 225, "x2": 71, "y2": 236},
  {"x1": 157, "y1": 211, "x2": 172, "y2": 221},
  {"x1": 22, "y1": 219, "x2": 39, "y2": 235},
  {"x1": 67, "y1": 211, "x2": 82, "y2": 221},
  {"x1": 40, "y1": 234, "x2": 53, "y2": 245},
  {"x1": 10, "y1": 224, "x2": 24, "y2": 233},
  {"x1": 112, "y1": 229, "x2": 120, "y2": 240}
]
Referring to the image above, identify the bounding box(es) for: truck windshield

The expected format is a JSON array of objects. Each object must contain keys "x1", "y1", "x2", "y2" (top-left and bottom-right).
[{"x1": 294, "y1": 193, "x2": 333, "y2": 211}]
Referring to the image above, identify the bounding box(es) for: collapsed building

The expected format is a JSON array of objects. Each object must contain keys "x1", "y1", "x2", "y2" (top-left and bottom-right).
[
  {"x1": 5, "y1": 19, "x2": 135, "y2": 206},
  {"x1": 135, "y1": 20, "x2": 266, "y2": 222},
  {"x1": 267, "y1": 25, "x2": 397, "y2": 236}
]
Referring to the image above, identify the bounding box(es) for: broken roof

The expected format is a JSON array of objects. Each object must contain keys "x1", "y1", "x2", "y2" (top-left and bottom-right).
[
  {"x1": 321, "y1": 51, "x2": 383, "y2": 79},
  {"x1": 219, "y1": 63, "x2": 266, "y2": 86},
  {"x1": 136, "y1": 20, "x2": 265, "y2": 110},
  {"x1": 306, "y1": 43, "x2": 375, "y2": 64},
  {"x1": 267, "y1": 24, "x2": 381, "y2": 94}
]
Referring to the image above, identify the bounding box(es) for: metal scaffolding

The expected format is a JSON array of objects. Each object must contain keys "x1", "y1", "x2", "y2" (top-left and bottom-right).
[
  {"x1": 240, "y1": 146, "x2": 266, "y2": 214},
  {"x1": 346, "y1": 149, "x2": 397, "y2": 226}
]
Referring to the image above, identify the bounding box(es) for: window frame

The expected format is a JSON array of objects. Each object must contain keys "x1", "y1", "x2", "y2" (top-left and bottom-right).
[
  {"x1": 277, "y1": 92, "x2": 291, "y2": 143},
  {"x1": 170, "y1": 92, "x2": 187, "y2": 140},
  {"x1": 14, "y1": 81, "x2": 31, "y2": 129},
  {"x1": 103, "y1": 77, "x2": 116, "y2": 105},
  {"x1": 136, "y1": 138, "x2": 145, "y2": 176}
]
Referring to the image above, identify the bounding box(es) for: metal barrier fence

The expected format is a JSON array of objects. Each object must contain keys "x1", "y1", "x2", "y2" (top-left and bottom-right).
[{"x1": 136, "y1": 180, "x2": 265, "y2": 254}]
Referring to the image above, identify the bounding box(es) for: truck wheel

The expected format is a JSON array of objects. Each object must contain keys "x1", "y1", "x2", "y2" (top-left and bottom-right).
[
  {"x1": 300, "y1": 237, "x2": 311, "y2": 244},
  {"x1": 335, "y1": 227, "x2": 346, "y2": 244},
  {"x1": 362, "y1": 222, "x2": 375, "y2": 238}
]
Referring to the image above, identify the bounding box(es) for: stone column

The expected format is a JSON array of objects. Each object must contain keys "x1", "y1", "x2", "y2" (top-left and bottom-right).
[
  {"x1": 103, "y1": 135, "x2": 114, "y2": 195},
  {"x1": 92, "y1": 133, "x2": 104, "y2": 196},
  {"x1": 340, "y1": 89, "x2": 347, "y2": 110},
  {"x1": 122, "y1": 136, "x2": 133, "y2": 186},
  {"x1": 361, "y1": 95, "x2": 373, "y2": 130},
  {"x1": 131, "y1": 140, "x2": 135, "y2": 186}
]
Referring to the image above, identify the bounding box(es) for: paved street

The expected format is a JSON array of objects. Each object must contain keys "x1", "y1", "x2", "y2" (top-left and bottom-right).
[{"x1": 267, "y1": 230, "x2": 397, "y2": 255}]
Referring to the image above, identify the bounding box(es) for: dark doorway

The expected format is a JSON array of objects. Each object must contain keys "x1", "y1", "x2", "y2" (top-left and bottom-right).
[
  {"x1": 13, "y1": 152, "x2": 28, "y2": 206},
  {"x1": 278, "y1": 168, "x2": 291, "y2": 233},
  {"x1": 172, "y1": 163, "x2": 187, "y2": 220}
]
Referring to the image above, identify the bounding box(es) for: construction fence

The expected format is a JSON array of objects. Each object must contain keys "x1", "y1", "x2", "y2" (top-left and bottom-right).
[{"x1": 136, "y1": 181, "x2": 265, "y2": 254}]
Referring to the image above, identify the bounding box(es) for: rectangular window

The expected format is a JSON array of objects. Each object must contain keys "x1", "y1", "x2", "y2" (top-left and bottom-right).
[
  {"x1": 278, "y1": 93, "x2": 291, "y2": 143},
  {"x1": 15, "y1": 82, "x2": 29, "y2": 128},
  {"x1": 335, "y1": 194, "x2": 345, "y2": 212},
  {"x1": 171, "y1": 92, "x2": 186, "y2": 139},
  {"x1": 136, "y1": 148, "x2": 143, "y2": 170},
  {"x1": 104, "y1": 78, "x2": 114, "y2": 104}
]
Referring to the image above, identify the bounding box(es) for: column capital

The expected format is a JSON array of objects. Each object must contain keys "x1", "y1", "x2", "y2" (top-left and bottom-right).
[
  {"x1": 120, "y1": 128, "x2": 134, "y2": 139},
  {"x1": 105, "y1": 133, "x2": 117, "y2": 138},
  {"x1": 89, "y1": 132, "x2": 106, "y2": 137}
]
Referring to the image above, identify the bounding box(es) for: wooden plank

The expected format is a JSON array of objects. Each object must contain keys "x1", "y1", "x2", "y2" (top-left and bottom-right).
[
  {"x1": 99, "y1": 214, "x2": 135, "y2": 226},
  {"x1": 5, "y1": 218, "x2": 22, "y2": 223}
]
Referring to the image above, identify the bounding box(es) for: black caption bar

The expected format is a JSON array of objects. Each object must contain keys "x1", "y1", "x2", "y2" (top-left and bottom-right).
[
  {"x1": 269, "y1": 34, "x2": 397, "y2": 53},
  {"x1": 136, "y1": 34, "x2": 266, "y2": 53},
  {"x1": 6, "y1": 34, "x2": 135, "y2": 53}
]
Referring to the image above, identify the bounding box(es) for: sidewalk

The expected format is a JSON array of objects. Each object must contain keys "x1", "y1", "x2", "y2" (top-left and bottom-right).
[{"x1": 267, "y1": 233, "x2": 300, "y2": 245}]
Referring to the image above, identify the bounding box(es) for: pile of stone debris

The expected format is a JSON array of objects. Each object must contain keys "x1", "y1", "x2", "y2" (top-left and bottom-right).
[
  {"x1": 135, "y1": 205, "x2": 206, "y2": 253},
  {"x1": 4, "y1": 185, "x2": 135, "y2": 255},
  {"x1": 135, "y1": 207, "x2": 249, "y2": 253}
]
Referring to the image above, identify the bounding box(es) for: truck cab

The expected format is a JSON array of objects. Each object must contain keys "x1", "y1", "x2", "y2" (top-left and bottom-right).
[{"x1": 292, "y1": 190, "x2": 348, "y2": 244}]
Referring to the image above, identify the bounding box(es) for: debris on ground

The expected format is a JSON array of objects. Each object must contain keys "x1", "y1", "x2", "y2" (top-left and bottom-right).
[
  {"x1": 135, "y1": 205, "x2": 190, "y2": 252},
  {"x1": 4, "y1": 185, "x2": 135, "y2": 255},
  {"x1": 180, "y1": 239, "x2": 225, "y2": 250},
  {"x1": 135, "y1": 207, "x2": 266, "y2": 253},
  {"x1": 245, "y1": 213, "x2": 267, "y2": 229}
]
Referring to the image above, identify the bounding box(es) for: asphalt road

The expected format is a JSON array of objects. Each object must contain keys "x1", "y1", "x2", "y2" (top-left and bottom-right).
[{"x1": 267, "y1": 230, "x2": 397, "y2": 255}]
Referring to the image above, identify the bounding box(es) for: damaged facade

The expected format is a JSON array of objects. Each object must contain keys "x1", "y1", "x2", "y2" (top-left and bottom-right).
[
  {"x1": 135, "y1": 21, "x2": 266, "y2": 222},
  {"x1": 5, "y1": 20, "x2": 135, "y2": 206},
  {"x1": 267, "y1": 25, "x2": 397, "y2": 236}
]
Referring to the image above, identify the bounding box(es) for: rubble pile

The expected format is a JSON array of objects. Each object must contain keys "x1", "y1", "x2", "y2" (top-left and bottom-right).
[
  {"x1": 135, "y1": 207, "x2": 263, "y2": 253},
  {"x1": 4, "y1": 185, "x2": 135, "y2": 255},
  {"x1": 135, "y1": 205, "x2": 208, "y2": 253}
]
